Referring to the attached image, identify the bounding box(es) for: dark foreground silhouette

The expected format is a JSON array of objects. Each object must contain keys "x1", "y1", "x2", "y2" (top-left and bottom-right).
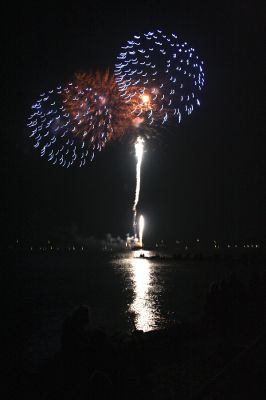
[{"x1": 5, "y1": 270, "x2": 266, "y2": 400}]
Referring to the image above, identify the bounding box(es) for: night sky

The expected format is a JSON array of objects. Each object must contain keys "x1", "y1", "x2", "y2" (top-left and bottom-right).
[{"x1": 3, "y1": 1, "x2": 265, "y2": 244}]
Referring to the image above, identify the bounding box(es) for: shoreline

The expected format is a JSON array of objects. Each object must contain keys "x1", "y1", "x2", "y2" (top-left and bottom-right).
[{"x1": 6, "y1": 271, "x2": 265, "y2": 399}]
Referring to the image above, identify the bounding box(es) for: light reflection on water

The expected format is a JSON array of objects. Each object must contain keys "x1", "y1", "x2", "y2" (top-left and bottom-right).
[
  {"x1": 112, "y1": 250, "x2": 159, "y2": 332},
  {"x1": 13, "y1": 253, "x2": 258, "y2": 374},
  {"x1": 112, "y1": 250, "x2": 254, "y2": 332},
  {"x1": 130, "y1": 252, "x2": 156, "y2": 331}
]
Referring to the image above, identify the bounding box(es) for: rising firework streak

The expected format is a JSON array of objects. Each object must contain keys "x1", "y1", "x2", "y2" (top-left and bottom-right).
[
  {"x1": 139, "y1": 215, "x2": 145, "y2": 247},
  {"x1": 133, "y1": 137, "x2": 144, "y2": 237}
]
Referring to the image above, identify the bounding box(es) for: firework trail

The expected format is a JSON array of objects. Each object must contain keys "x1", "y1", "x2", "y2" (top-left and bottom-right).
[
  {"x1": 133, "y1": 137, "x2": 144, "y2": 237},
  {"x1": 139, "y1": 215, "x2": 145, "y2": 247}
]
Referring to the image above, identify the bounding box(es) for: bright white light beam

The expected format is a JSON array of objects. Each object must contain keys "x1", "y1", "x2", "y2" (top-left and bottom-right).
[
  {"x1": 139, "y1": 215, "x2": 145, "y2": 247},
  {"x1": 133, "y1": 137, "x2": 144, "y2": 237}
]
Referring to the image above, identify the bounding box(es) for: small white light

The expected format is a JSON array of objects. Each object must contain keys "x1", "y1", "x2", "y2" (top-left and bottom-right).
[{"x1": 142, "y1": 94, "x2": 150, "y2": 104}]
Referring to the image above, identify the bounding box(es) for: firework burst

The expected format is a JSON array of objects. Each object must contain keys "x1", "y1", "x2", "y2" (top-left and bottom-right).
[
  {"x1": 115, "y1": 29, "x2": 205, "y2": 127},
  {"x1": 27, "y1": 71, "x2": 148, "y2": 167},
  {"x1": 28, "y1": 30, "x2": 205, "y2": 170},
  {"x1": 27, "y1": 82, "x2": 112, "y2": 167}
]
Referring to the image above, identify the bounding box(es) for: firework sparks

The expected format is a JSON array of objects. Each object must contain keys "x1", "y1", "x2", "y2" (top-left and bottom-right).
[
  {"x1": 72, "y1": 70, "x2": 139, "y2": 141},
  {"x1": 115, "y1": 29, "x2": 205, "y2": 127},
  {"x1": 27, "y1": 82, "x2": 112, "y2": 168},
  {"x1": 28, "y1": 30, "x2": 205, "y2": 169},
  {"x1": 27, "y1": 71, "x2": 150, "y2": 167}
]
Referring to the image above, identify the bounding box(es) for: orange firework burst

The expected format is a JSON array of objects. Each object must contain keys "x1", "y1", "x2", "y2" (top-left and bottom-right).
[
  {"x1": 72, "y1": 70, "x2": 134, "y2": 140},
  {"x1": 62, "y1": 81, "x2": 112, "y2": 150},
  {"x1": 66, "y1": 70, "x2": 155, "y2": 140}
]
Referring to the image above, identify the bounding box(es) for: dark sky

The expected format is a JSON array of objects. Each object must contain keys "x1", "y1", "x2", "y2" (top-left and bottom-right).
[{"x1": 3, "y1": 1, "x2": 265, "y2": 244}]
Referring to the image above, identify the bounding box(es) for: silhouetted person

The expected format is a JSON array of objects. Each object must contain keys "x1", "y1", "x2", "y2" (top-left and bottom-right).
[
  {"x1": 204, "y1": 281, "x2": 220, "y2": 330},
  {"x1": 61, "y1": 305, "x2": 91, "y2": 354}
]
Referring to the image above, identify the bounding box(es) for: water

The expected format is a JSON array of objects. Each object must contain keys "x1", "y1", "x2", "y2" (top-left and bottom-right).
[{"x1": 2, "y1": 250, "x2": 257, "y2": 373}]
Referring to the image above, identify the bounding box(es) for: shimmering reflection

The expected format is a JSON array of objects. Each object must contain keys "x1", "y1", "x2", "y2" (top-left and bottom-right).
[{"x1": 129, "y1": 251, "x2": 156, "y2": 331}]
